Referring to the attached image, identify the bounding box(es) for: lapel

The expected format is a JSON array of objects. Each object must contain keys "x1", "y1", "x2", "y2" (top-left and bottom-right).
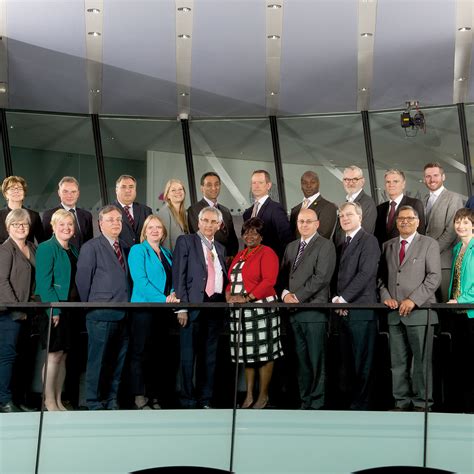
[
  {"x1": 399, "y1": 232, "x2": 419, "y2": 268},
  {"x1": 193, "y1": 234, "x2": 207, "y2": 272},
  {"x1": 292, "y1": 234, "x2": 318, "y2": 272},
  {"x1": 99, "y1": 235, "x2": 127, "y2": 272},
  {"x1": 354, "y1": 190, "x2": 365, "y2": 204},
  {"x1": 340, "y1": 228, "x2": 363, "y2": 265},
  {"x1": 257, "y1": 197, "x2": 271, "y2": 218}
]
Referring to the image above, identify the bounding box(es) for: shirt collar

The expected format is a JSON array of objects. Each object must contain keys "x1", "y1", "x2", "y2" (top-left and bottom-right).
[
  {"x1": 399, "y1": 231, "x2": 417, "y2": 245},
  {"x1": 301, "y1": 232, "x2": 317, "y2": 245},
  {"x1": 430, "y1": 186, "x2": 445, "y2": 198},
  {"x1": 390, "y1": 194, "x2": 404, "y2": 206},
  {"x1": 304, "y1": 192, "x2": 320, "y2": 206},
  {"x1": 346, "y1": 226, "x2": 362, "y2": 239},
  {"x1": 254, "y1": 194, "x2": 269, "y2": 206},
  {"x1": 203, "y1": 196, "x2": 217, "y2": 207},
  {"x1": 346, "y1": 189, "x2": 363, "y2": 202}
]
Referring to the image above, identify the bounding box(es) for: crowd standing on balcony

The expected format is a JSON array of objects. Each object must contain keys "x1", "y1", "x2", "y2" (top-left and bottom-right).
[{"x1": 0, "y1": 163, "x2": 472, "y2": 413}]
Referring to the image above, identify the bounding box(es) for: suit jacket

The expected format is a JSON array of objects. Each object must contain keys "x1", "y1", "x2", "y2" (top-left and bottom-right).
[
  {"x1": 158, "y1": 204, "x2": 186, "y2": 252},
  {"x1": 0, "y1": 207, "x2": 45, "y2": 245},
  {"x1": 379, "y1": 233, "x2": 441, "y2": 325},
  {"x1": 35, "y1": 236, "x2": 79, "y2": 316},
  {"x1": 112, "y1": 200, "x2": 152, "y2": 249},
  {"x1": 243, "y1": 197, "x2": 292, "y2": 259},
  {"x1": 423, "y1": 188, "x2": 464, "y2": 269},
  {"x1": 466, "y1": 196, "x2": 474, "y2": 210},
  {"x1": 128, "y1": 240, "x2": 173, "y2": 303},
  {"x1": 0, "y1": 238, "x2": 36, "y2": 306},
  {"x1": 172, "y1": 234, "x2": 227, "y2": 311},
  {"x1": 335, "y1": 229, "x2": 380, "y2": 321},
  {"x1": 448, "y1": 238, "x2": 474, "y2": 319},
  {"x1": 290, "y1": 195, "x2": 337, "y2": 240},
  {"x1": 279, "y1": 233, "x2": 336, "y2": 322},
  {"x1": 188, "y1": 199, "x2": 239, "y2": 257},
  {"x1": 76, "y1": 234, "x2": 130, "y2": 321},
  {"x1": 42, "y1": 205, "x2": 93, "y2": 249},
  {"x1": 374, "y1": 195, "x2": 426, "y2": 247},
  {"x1": 334, "y1": 190, "x2": 377, "y2": 247}
]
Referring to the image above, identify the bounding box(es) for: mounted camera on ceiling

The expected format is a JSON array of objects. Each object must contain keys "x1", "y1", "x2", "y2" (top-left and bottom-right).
[{"x1": 400, "y1": 100, "x2": 426, "y2": 137}]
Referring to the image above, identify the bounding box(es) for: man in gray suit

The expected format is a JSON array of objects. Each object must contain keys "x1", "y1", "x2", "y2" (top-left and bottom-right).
[
  {"x1": 279, "y1": 208, "x2": 336, "y2": 409},
  {"x1": 379, "y1": 205, "x2": 441, "y2": 411},
  {"x1": 423, "y1": 162, "x2": 463, "y2": 301}
]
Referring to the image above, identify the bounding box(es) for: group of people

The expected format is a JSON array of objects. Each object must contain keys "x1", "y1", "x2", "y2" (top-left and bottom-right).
[{"x1": 0, "y1": 163, "x2": 472, "y2": 413}]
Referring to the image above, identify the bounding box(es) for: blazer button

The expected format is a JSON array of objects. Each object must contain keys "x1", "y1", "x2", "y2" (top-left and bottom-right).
[{"x1": 396, "y1": 283, "x2": 400, "y2": 286}]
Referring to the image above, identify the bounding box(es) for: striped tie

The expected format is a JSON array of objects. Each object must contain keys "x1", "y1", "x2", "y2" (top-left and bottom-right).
[
  {"x1": 113, "y1": 241, "x2": 125, "y2": 270},
  {"x1": 123, "y1": 205, "x2": 135, "y2": 226},
  {"x1": 293, "y1": 240, "x2": 307, "y2": 269}
]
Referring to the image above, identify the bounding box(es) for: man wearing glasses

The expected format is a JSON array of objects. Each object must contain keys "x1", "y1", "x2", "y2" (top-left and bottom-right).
[
  {"x1": 379, "y1": 205, "x2": 441, "y2": 411},
  {"x1": 172, "y1": 206, "x2": 227, "y2": 409}
]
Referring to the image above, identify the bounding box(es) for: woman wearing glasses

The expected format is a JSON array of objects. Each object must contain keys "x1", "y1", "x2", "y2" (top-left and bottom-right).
[
  {"x1": 0, "y1": 176, "x2": 45, "y2": 244},
  {"x1": 158, "y1": 179, "x2": 188, "y2": 251},
  {"x1": 0, "y1": 209, "x2": 37, "y2": 413}
]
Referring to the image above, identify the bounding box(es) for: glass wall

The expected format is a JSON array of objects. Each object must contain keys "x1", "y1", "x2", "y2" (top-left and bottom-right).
[{"x1": 462, "y1": 104, "x2": 474, "y2": 191}]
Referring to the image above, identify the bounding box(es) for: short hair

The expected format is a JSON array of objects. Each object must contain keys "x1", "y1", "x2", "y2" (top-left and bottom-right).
[
  {"x1": 99, "y1": 205, "x2": 122, "y2": 220},
  {"x1": 5, "y1": 208, "x2": 30, "y2": 229},
  {"x1": 140, "y1": 214, "x2": 168, "y2": 244},
  {"x1": 384, "y1": 169, "x2": 406, "y2": 180},
  {"x1": 343, "y1": 166, "x2": 364, "y2": 178},
  {"x1": 453, "y1": 208, "x2": 474, "y2": 225},
  {"x1": 397, "y1": 205, "x2": 419, "y2": 218},
  {"x1": 51, "y1": 209, "x2": 75, "y2": 229},
  {"x1": 58, "y1": 176, "x2": 79, "y2": 189},
  {"x1": 298, "y1": 207, "x2": 319, "y2": 220},
  {"x1": 198, "y1": 206, "x2": 223, "y2": 223},
  {"x1": 2, "y1": 176, "x2": 27, "y2": 198},
  {"x1": 301, "y1": 170, "x2": 319, "y2": 182},
  {"x1": 338, "y1": 201, "x2": 363, "y2": 217},
  {"x1": 241, "y1": 217, "x2": 264, "y2": 237},
  {"x1": 252, "y1": 170, "x2": 271, "y2": 183},
  {"x1": 200, "y1": 172, "x2": 220, "y2": 186},
  {"x1": 115, "y1": 175, "x2": 136, "y2": 186},
  {"x1": 424, "y1": 162, "x2": 445, "y2": 174}
]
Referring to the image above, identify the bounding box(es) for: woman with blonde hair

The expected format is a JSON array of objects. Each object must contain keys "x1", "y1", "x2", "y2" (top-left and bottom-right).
[{"x1": 158, "y1": 179, "x2": 188, "y2": 251}]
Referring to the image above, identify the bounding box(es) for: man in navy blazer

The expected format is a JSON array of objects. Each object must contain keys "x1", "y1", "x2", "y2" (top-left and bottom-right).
[
  {"x1": 172, "y1": 206, "x2": 228, "y2": 408},
  {"x1": 243, "y1": 170, "x2": 292, "y2": 260},
  {"x1": 42, "y1": 176, "x2": 94, "y2": 250},
  {"x1": 112, "y1": 175, "x2": 152, "y2": 249},
  {"x1": 76, "y1": 205, "x2": 130, "y2": 410},
  {"x1": 332, "y1": 202, "x2": 381, "y2": 410}
]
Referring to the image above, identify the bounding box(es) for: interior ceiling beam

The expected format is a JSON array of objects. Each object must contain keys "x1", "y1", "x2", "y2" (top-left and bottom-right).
[
  {"x1": 266, "y1": 1, "x2": 283, "y2": 116},
  {"x1": 0, "y1": 0, "x2": 8, "y2": 108},
  {"x1": 84, "y1": 0, "x2": 104, "y2": 114},
  {"x1": 176, "y1": 0, "x2": 193, "y2": 118},
  {"x1": 453, "y1": 0, "x2": 473, "y2": 104},
  {"x1": 357, "y1": 0, "x2": 377, "y2": 111}
]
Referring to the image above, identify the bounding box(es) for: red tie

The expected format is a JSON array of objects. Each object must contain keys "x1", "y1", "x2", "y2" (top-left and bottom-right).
[
  {"x1": 113, "y1": 241, "x2": 125, "y2": 270},
  {"x1": 123, "y1": 205, "x2": 135, "y2": 226},
  {"x1": 386, "y1": 201, "x2": 396, "y2": 232},
  {"x1": 399, "y1": 240, "x2": 407, "y2": 265}
]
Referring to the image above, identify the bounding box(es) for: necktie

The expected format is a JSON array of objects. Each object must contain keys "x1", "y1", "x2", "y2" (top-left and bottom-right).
[
  {"x1": 69, "y1": 208, "x2": 81, "y2": 234},
  {"x1": 293, "y1": 240, "x2": 307, "y2": 268},
  {"x1": 341, "y1": 235, "x2": 352, "y2": 255},
  {"x1": 399, "y1": 239, "x2": 407, "y2": 265},
  {"x1": 123, "y1": 205, "x2": 135, "y2": 226},
  {"x1": 251, "y1": 201, "x2": 260, "y2": 218},
  {"x1": 205, "y1": 248, "x2": 216, "y2": 297},
  {"x1": 302, "y1": 198, "x2": 310, "y2": 209},
  {"x1": 113, "y1": 241, "x2": 125, "y2": 270},
  {"x1": 426, "y1": 194, "x2": 436, "y2": 222},
  {"x1": 386, "y1": 201, "x2": 396, "y2": 232}
]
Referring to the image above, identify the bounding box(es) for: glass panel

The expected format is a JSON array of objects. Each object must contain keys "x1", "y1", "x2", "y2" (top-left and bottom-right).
[
  {"x1": 462, "y1": 103, "x2": 474, "y2": 190},
  {"x1": 0, "y1": 134, "x2": 5, "y2": 182},
  {"x1": 100, "y1": 117, "x2": 187, "y2": 212}
]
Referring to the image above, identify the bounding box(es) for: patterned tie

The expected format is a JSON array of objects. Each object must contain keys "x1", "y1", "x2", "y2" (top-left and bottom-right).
[
  {"x1": 293, "y1": 240, "x2": 307, "y2": 269},
  {"x1": 69, "y1": 208, "x2": 81, "y2": 235},
  {"x1": 205, "y1": 248, "x2": 216, "y2": 297},
  {"x1": 386, "y1": 201, "x2": 396, "y2": 232},
  {"x1": 302, "y1": 198, "x2": 310, "y2": 209},
  {"x1": 251, "y1": 201, "x2": 260, "y2": 218},
  {"x1": 399, "y1": 239, "x2": 407, "y2": 265},
  {"x1": 123, "y1": 205, "x2": 135, "y2": 226},
  {"x1": 113, "y1": 241, "x2": 125, "y2": 270}
]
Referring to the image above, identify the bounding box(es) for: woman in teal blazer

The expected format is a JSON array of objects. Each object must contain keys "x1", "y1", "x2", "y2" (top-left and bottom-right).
[
  {"x1": 128, "y1": 214, "x2": 178, "y2": 409},
  {"x1": 36, "y1": 209, "x2": 79, "y2": 411}
]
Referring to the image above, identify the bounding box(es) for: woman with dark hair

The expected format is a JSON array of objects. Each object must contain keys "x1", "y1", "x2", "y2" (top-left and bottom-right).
[
  {"x1": 0, "y1": 176, "x2": 45, "y2": 244},
  {"x1": 226, "y1": 217, "x2": 283, "y2": 409}
]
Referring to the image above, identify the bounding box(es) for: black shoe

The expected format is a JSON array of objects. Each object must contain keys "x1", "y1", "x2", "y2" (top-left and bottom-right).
[
  {"x1": 0, "y1": 401, "x2": 22, "y2": 413},
  {"x1": 201, "y1": 404, "x2": 213, "y2": 409},
  {"x1": 413, "y1": 406, "x2": 431, "y2": 412}
]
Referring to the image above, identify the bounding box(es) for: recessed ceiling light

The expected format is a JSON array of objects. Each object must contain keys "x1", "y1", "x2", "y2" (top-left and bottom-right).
[
  {"x1": 269, "y1": 91, "x2": 278, "y2": 96},
  {"x1": 86, "y1": 8, "x2": 101, "y2": 13},
  {"x1": 89, "y1": 88, "x2": 101, "y2": 93},
  {"x1": 178, "y1": 34, "x2": 191, "y2": 39},
  {"x1": 267, "y1": 35, "x2": 280, "y2": 40},
  {"x1": 9, "y1": 125, "x2": 13, "y2": 129},
  {"x1": 359, "y1": 87, "x2": 368, "y2": 92},
  {"x1": 88, "y1": 31, "x2": 101, "y2": 37},
  {"x1": 177, "y1": 7, "x2": 191, "y2": 12},
  {"x1": 180, "y1": 92, "x2": 189, "y2": 97},
  {"x1": 267, "y1": 4, "x2": 282, "y2": 9},
  {"x1": 360, "y1": 32, "x2": 373, "y2": 37},
  {"x1": 457, "y1": 77, "x2": 467, "y2": 82},
  {"x1": 458, "y1": 27, "x2": 471, "y2": 32}
]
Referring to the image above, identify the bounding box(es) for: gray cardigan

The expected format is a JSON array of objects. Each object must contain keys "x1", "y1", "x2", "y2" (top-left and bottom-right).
[{"x1": 157, "y1": 204, "x2": 186, "y2": 252}]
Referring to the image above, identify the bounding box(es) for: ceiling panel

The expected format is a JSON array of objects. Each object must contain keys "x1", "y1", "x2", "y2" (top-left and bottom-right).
[
  {"x1": 102, "y1": 0, "x2": 177, "y2": 116},
  {"x1": 190, "y1": 1, "x2": 266, "y2": 117},
  {"x1": 279, "y1": 0, "x2": 358, "y2": 115},
  {"x1": 372, "y1": 0, "x2": 455, "y2": 110}
]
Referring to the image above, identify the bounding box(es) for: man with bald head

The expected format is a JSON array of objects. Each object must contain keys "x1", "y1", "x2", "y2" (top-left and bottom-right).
[
  {"x1": 290, "y1": 171, "x2": 337, "y2": 240},
  {"x1": 279, "y1": 208, "x2": 336, "y2": 409}
]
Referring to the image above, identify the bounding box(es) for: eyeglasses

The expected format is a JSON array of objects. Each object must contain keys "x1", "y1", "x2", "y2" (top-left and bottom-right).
[
  {"x1": 396, "y1": 216, "x2": 418, "y2": 222},
  {"x1": 7, "y1": 186, "x2": 24, "y2": 192},
  {"x1": 343, "y1": 177, "x2": 363, "y2": 183},
  {"x1": 102, "y1": 217, "x2": 123, "y2": 223},
  {"x1": 11, "y1": 223, "x2": 30, "y2": 229},
  {"x1": 297, "y1": 219, "x2": 318, "y2": 225}
]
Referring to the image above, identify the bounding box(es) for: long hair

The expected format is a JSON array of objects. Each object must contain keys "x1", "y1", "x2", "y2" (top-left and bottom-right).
[{"x1": 163, "y1": 179, "x2": 189, "y2": 233}]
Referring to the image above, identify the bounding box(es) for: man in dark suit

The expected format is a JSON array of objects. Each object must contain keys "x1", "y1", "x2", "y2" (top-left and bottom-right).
[
  {"x1": 334, "y1": 166, "x2": 377, "y2": 247},
  {"x1": 187, "y1": 172, "x2": 239, "y2": 259},
  {"x1": 112, "y1": 174, "x2": 152, "y2": 249},
  {"x1": 379, "y1": 205, "x2": 441, "y2": 411},
  {"x1": 332, "y1": 202, "x2": 381, "y2": 410},
  {"x1": 374, "y1": 169, "x2": 425, "y2": 247},
  {"x1": 243, "y1": 170, "x2": 292, "y2": 259},
  {"x1": 279, "y1": 208, "x2": 336, "y2": 409},
  {"x1": 42, "y1": 176, "x2": 94, "y2": 250},
  {"x1": 172, "y1": 206, "x2": 227, "y2": 408},
  {"x1": 76, "y1": 205, "x2": 130, "y2": 410},
  {"x1": 290, "y1": 170, "x2": 337, "y2": 240}
]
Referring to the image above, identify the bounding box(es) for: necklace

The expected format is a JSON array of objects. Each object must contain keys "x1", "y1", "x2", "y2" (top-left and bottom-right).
[{"x1": 239, "y1": 244, "x2": 262, "y2": 262}]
